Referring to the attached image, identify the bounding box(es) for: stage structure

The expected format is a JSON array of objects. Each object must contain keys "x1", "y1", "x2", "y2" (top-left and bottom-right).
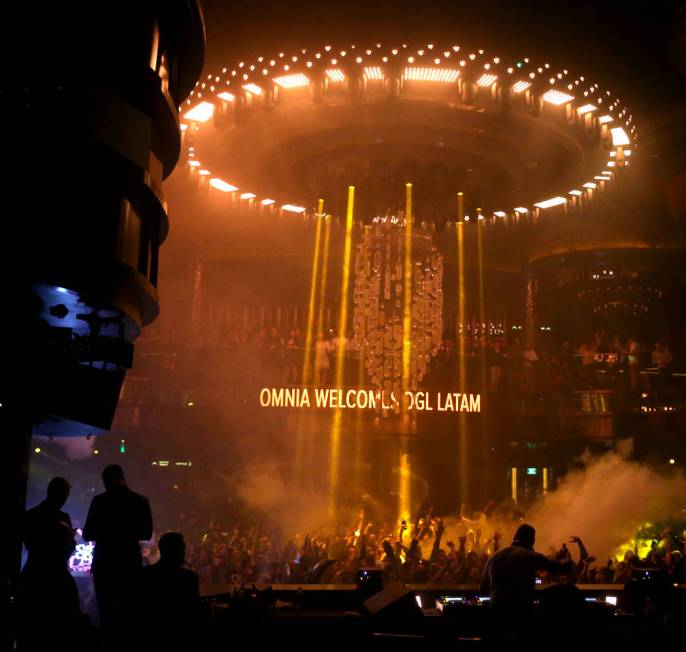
[{"x1": 113, "y1": 39, "x2": 684, "y2": 523}]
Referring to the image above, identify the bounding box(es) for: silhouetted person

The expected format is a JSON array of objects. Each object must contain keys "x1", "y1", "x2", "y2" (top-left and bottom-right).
[
  {"x1": 18, "y1": 478, "x2": 79, "y2": 651},
  {"x1": 140, "y1": 532, "x2": 201, "y2": 650},
  {"x1": 23, "y1": 477, "x2": 74, "y2": 569},
  {"x1": 480, "y1": 524, "x2": 572, "y2": 645},
  {"x1": 83, "y1": 464, "x2": 152, "y2": 649}
]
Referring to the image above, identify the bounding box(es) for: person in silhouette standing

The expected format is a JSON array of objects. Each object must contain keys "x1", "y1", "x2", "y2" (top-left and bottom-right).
[
  {"x1": 480, "y1": 523, "x2": 572, "y2": 645},
  {"x1": 18, "y1": 477, "x2": 79, "y2": 650},
  {"x1": 140, "y1": 532, "x2": 201, "y2": 650},
  {"x1": 23, "y1": 477, "x2": 74, "y2": 568},
  {"x1": 83, "y1": 464, "x2": 152, "y2": 648}
]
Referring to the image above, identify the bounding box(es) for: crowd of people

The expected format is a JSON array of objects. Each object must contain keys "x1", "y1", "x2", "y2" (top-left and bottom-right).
[
  {"x1": 159, "y1": 505, "x2": 686, "y2": 589},
  {"x1": 150, "y1": 323, "x2": 680, "y2": 403},
  {"x1": 18, "y1": 465, "x2": 686, "y2": 649}
]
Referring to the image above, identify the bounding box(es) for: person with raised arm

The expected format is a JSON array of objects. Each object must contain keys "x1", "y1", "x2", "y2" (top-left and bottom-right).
[{"x1": 480, "y1": 523, "x2": 573, "y2": 645}]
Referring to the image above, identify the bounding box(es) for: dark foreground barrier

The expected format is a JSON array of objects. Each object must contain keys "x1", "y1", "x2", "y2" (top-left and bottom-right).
[{"x1": 199, "y1": 582, "x2": 686, "y2": 647}]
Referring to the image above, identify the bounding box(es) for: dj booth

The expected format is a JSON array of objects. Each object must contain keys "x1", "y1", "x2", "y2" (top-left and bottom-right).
[{"x1": 198, "y1": 580, "x2": 677, "y2": 645}]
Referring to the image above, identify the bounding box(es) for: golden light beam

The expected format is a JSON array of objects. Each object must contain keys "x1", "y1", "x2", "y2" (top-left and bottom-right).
[
  {"x1": 329, "y1": 186, "x2": 355, "y2": 518},
  {"x1": 313, "y1": 214, "x2": 332, "y2": 384},
  {"x1": 477, "y1": 209, "x2": 487, "y2": 389},
  {"x1": 399, "y1": 183, "x2": 413, "y2": 523},
  {"x1": 457, "y1": 192, "x2": 468, "y2": 504},
  {"x1": 295, "y1": 200, "x2": 325, "y2": 485},
  {"x1": 302, "y1": 199, "x2": 325, "y2": 385},
  {"x1": 335, "y1": 186, "x2": 355, "y2": 381},
  {"x1": 476, "y1": 209, "x2": 488, "y2": 492},
  {"x1": 402, "y1": 183, "x2": 413, "y2": 392},
  {"x1": 399, "y1": 449, "x2": 411, "y2": 523}
]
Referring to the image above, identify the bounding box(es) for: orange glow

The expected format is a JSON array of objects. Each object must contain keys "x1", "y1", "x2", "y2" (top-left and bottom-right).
[
  {"x1": 273, "y1": 73, "x2": 310, "y2": 88},
  {"x1": 534, "y1": 196, "x2": 566, "y2": 209},
  {"x1": 542, "y1": 89, "x2": 574, "y2": 105},
  {"x1": 282, "y1": 204, "x2": 306, "y2": 213},
  {"x1": 512, "y1": 80, "x2": 531, "y2": 94},
  {"x1": 364, "y1": 66, "x2": 384, "y2": 80},
  {"x1": 243, "y1": 83, "x2": 262, "y2": 95},
  {"x1": 302, "y1": 199, "x2": 325, "y2": 386},
  {"x1": 326, "y1": 68, "x2": 345, "y2": 82},
  {"x1": 477, "y1": 73, "x2": 497, "y2": 87},
  {"x1": 209, "y1": 178, "x2": 238, "y2": 192},
  {"x1": 577, "y1": 103, "x2": 597, "y2": 114},
  {"x1": 240, "y1": 192, "x2": 256, "y2": 199},
  {"x1": 183, "y1": 101, "x2": 215, "y2": 122},
  {"x1": 610, "y1": 127, "x2": 630, "y2": 146},
  {"x1": 217, "y1": 91, "x2": 235, "y2": 102},
  {"x1": 403, "y1": 67, "x2": 459, "y2": 82}
]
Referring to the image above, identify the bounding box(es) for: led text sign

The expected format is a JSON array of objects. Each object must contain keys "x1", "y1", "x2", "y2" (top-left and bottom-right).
[{"x1": 259, "y1": 387, "x2": 481, "y2": 412}]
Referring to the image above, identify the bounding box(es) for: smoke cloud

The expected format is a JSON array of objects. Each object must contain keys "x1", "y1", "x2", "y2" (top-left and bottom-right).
[
  {"x1": 228, "y1": 463, "x2": 330, "y2": 539},
  {"x1": 52, "y1": 436, "x2": 94, "y2": 461},
  {"x1": 527, "y1": 442, "x2": 686, "y2": 561}
]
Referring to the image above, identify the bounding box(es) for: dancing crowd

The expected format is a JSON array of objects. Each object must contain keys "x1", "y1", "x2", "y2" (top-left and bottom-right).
[
  {"x1": 18, "y1": 465, "x2": 686, "y2": 650},
  {"x1": 162, "y1": 506, "x2": 686, "y2": 588}
]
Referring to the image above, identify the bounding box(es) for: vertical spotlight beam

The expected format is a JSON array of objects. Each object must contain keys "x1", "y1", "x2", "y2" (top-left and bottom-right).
[
  {"x1": 314, "y1": 215, "x2": 332, "y2": 384},
  {"x1": 402, "y1": 183, "x2": 413, "y2": 393},
  {"x1": 329, "y1": 186, "x2": 355, "y2": 518},
  {"x1": 335, "y1": 187, "x2": 355, "y2": 380},
  {"x1": 302, "y1": 199, "x2": 325, "y2": 385},
  {"x1": 295, "y1": 200, "x2": 324, "y2": 485},
  {"x1": 511, "y1": 467, "x2": 518, "y2": 503},
  {"x1": 353, "y1": 321, "x2": 366, "y2": 492},
  {"x1": 399, "y1": 183, "x2": 413, "y2": 523},
  {"x1": 476, "y1": 212, "x2": 487, "y2": 502},
  {"x1": 457, "y1": 193, "x2": 468, "y2": 504}
]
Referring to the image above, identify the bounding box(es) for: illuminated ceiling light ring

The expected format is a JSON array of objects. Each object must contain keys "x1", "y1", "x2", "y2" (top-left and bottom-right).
[
  {"x1": 403, "y1": 67, "x2": 459, "y2": 83},
  {"x1": 534, "y1": 196, "x2": 567, "y2": 209},
  {"x1": 326, "y1": 68, "x2": 345, "y2": 83},
  {"x1": 180, "y1": 42, "x2": 636, "y2": 223},
  {"x1": 512, "y1": 80, "x2": 531, "y2": 94},
  {"x1": 363, "y1": 66, "x2": 384, "y2": 81},
  {"x1": 477, "y1": 73, "x2": 498, "y2": 87},
  {"x1": 209, "y1": 178, "x2": 238, "y2": 193},
  {"x1": 183, "y1": 101, "x2": 215, "y2": 122},
  {"x1": 542, "y1": 89, "x2": 575, "y2": 105},
  {"x1": 273, "y1": 73, "x2": 310, "y2": 89}
]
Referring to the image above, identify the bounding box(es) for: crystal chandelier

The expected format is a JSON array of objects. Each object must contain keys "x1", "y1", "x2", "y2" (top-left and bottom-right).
[{"x1": 352, "y1": 217, "x2": 443, "y2": 408}]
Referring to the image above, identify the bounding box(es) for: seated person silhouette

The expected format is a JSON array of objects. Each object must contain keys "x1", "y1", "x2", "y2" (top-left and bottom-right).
[{"x1": 140, "y1": 532, "x2": 201, "y2": 650}]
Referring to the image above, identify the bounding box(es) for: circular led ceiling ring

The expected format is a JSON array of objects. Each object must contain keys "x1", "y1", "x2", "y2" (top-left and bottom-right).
[{"x1": 180, "y1": 41, "x2": 636, "y2": 223}]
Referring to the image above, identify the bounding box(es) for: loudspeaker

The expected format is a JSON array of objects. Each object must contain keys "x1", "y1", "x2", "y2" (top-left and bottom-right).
[{"x1": 363, "y1": 585, "x2": 423, "y2": 631}]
